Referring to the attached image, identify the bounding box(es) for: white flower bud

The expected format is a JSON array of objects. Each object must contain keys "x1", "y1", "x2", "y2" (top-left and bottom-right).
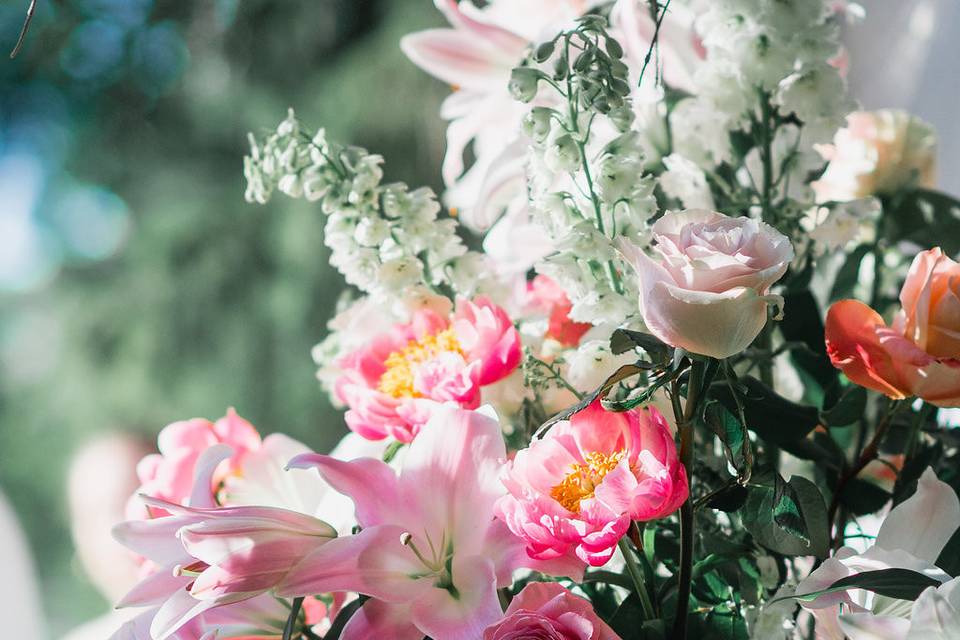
[{"x1": 544, "y1": 133, "x2": 580, "y2": 174}]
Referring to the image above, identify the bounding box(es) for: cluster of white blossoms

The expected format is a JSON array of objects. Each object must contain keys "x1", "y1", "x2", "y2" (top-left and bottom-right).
[
  {"x1": 513, "y1": 19, "x2": 658, "y2": 327},
  {"x1": 244, "y1": 109, "x2": 474, "y2": 296}
]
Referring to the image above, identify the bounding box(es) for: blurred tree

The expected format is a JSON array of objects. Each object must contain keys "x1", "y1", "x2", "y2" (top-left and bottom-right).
[{"x1": 0, "y1": 0, "x2": 447, "y2": 633}]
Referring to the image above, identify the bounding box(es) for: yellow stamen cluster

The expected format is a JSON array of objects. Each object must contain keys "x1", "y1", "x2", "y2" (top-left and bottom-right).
[
  {"x1": 551, "y1": 451, "x2": 626, "y2": 514},
  {"x1": 378, "y1": 328, "x2": 463, "y2": 398}
]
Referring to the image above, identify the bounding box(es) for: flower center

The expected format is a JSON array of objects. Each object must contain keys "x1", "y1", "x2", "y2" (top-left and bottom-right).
[
  {"x1": 378, "y1": 328, "x2": 463, "y2": 398},
  {"x1": 550, "y1": 450, "x2": 626, "y2": 513}
]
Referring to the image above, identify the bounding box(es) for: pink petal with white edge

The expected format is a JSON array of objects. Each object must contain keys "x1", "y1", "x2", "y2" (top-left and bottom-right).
[
  {"x1": 400, "y1": 30, "x2": 513, "y2": 91},
  {"x1": 149, "y1": 587, "x2": 217, "y2": 640},
  {"x1": 286, "y1": 453, "x2": 402, "y2": 528},
  {"x1": 398, "y1": 404, "x2": 506, "y2": 550}
]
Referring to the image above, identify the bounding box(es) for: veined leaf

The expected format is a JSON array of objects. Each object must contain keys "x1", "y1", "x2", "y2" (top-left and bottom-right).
[{"x1": 782, "y1": 568, "x2": 940, "y2": 604}]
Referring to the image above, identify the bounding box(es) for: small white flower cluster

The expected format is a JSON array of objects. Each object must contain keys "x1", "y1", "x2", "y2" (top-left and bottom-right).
[
  {"x1": 673, "y1": 0, "x2": 855, "y2": 167},
  {"x1": 515, "y1": 24, "x2": 657, "y2": 326},
  {"x1": 244, "y1": 109, "x2": 472, "y2": 296}
]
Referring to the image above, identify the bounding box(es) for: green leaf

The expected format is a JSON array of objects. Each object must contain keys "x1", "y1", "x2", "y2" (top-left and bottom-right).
[
  {"x1": 787, "y1": 568, "x2": 941, "y2": 604},
  {"x1": 830, "y1": 244, "x2": 872, "y2": 301},
  {"x1": 772, "y1": 474, "x2": 808, "y2": 544},
  {"x1": 821, "y1": 386, "x2": 867, "y2": 427},
  {"x1": 610, "y1": 328, "x2": 670, "y2": 360},
  {"x1": 713, "y1": 376, "x2": 820, "y2": 447},
  {"x1": 704, "y1": 402, "x2": 748, "y2": 476},
  {"x1": 609, "y1": 595, "x2": 666, "y2": 639},
  {"x1": 886, "y1": 188, "x2": 960, "y2": 256},
  {"x1": 742, "y1": 475, "x2": 829, "y2": 558},
  {"x1": 779, "y1": 290, "x2": 839, "y2": 392},
  {"x1": 840, "y1": 477, "x2": 891, "y2": 516},
  {"x1": 535, "y1": 363, "x2": 644, "y2": 437},
  {"x1": 705, "y1": 483, "x2": 749, "y2": 512}
]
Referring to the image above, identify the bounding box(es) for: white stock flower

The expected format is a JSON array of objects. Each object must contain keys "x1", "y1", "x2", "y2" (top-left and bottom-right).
[
  {"x1": 566, "y1": 339, "x2": 637, "y2": 393},
  {"x1": 659, "y1": 153, "x2": 715, "y2": 209}
]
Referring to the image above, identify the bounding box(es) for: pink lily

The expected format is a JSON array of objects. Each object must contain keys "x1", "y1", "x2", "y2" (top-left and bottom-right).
[
  {"x1": 276, "y1": 405, "x2": 582, "y2": 640},
  {"x1": 112, "y1": 445, "x2": 336, "y2": 640}
]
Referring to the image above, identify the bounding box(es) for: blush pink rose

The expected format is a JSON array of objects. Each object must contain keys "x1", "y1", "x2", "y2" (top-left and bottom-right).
[
  {"x1": 825, "y1": 248, "x2": 960, "y2": 407},
  {"x1": 126, "y1": 408, "x2": 261, "y2": 520},
  {"x1": 813, "y1": 109, "x2": 937, "y2": 203},
  {"x1": 335, "y1": 295, "x2": 522, "y2": 443},
  {"x1": 483, "y1": 582, "x2": 621, "y2": 640},
  {"x1": 620, "y1": 209, "x2": 794, "y2": 359},
  {"x1": 497, "y1": 400, "x2": 687, "y2": 568}
]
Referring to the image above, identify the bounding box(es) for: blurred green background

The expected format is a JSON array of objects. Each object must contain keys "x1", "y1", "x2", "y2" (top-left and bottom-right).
[{"x1": 0, "y1": 0, "x2": 448, "y2": 633}]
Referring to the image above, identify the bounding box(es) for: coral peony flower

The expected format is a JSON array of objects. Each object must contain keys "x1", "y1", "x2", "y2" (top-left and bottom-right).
[
  {"x1": 796, "y1": 468, "x2": 960, "y2": 640},
  {"x1": 335, "y1": 296, "x2": 522, "y2": 442},
  {"x1": 483, "y1": 581, "x2": 621, "y2": 640},
  {"x1": 497, "y1": 400, "x2": 687, "y2": 568},
  {"x1": 813, "y1": 109, "x2": 937, "y2": 203},
  {"x1": 127, "y1": 409, "x2": 261, "y2": 520},
  {"x1": 275, "y1": 405, "x2": 581, "y2": 640},
  {"x1": 619, "y1": 209, "x2": 794, "y2": 359},
  {"x1": 825, "y1": 248, "x2": 960, "y2": 407},
  {"x1": 526, "y1": 275, "x2": 593, "y2": 348}
]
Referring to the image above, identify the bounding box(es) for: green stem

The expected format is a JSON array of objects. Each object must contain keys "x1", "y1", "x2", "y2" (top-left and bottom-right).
[
  {"x1": 673, "y1": 358, "x2": 708, "y2": 640},
  {"x1": 618, "y1": 537, "x2": 657, "y2": 620},
  {"x1": 282, "y1": 596, "x2": 304, "y2": 640},
  {"x1": 828, "y1": 398, "x2": 906, "y2": 546}
]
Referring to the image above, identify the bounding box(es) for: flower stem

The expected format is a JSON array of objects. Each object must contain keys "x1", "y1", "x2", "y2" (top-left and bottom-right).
[
  {"x1": 828, "y1": 398, "x2": 907, "y2": 546},
  {"x1": 282, "y1": 596, "x2": 304, "y2": 640},
  {"x1": 618, "y1": 537, "x2": 656, "y2": 620},
  {"x1": 673, "y1": 358, "x2": 709, "y2": 640}
]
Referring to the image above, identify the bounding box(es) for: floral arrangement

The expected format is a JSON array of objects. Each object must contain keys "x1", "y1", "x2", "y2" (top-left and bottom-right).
[{"x1": 109, "y1": 1, "x2": 960, "y2": 639}]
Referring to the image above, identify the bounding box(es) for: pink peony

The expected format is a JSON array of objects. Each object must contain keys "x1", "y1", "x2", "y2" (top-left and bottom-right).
[
  {"x1": 335, "y1": 296, "x2": 522, "y2": 442},
  {"x1": 619, "y1": 209, "x2": 794, "y2": 360},
  {"x1": 483, "y1": 582, "x2": 621, "y2": 640},
  {"x1": 126, "y1": 409, "x2": 261, "y2": 520},
  {"x1": 497, "y1": 400, "x2": 688, "y2": 568}
]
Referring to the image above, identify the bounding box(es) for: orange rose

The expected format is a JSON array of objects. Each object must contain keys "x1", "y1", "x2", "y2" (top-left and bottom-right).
[{"x1": 825, "y1": 248, "x2": 960, "y2": 407}]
